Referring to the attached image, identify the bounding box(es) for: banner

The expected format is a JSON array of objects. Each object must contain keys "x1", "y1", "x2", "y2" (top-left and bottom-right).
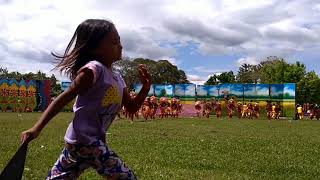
[
  {"x1": 218, "y1": 84, "x2": 231, "y2": 100},
  {"x1": 283, "y1": 83, "x2": 296, "y2": 117},
  {"x1": 243, "y1": 84, "x2": 256, "y2": 100},
  {"x1": 255, "y1": 84, "x2": 270, "y2": 100},
  {"x1": 61, "y1": 81, "x2": 71, "y2": 91},
  {"x1": 196, "y1": 85, "x2": 208, "y2": 98},
  {"x1": 230, "y1": 84, "x2": 244, "y2": 101},
  {"x1": 0, "y1": 79, "x2": 51, "y2": 112},
  {"x1": 270, "y1": 84, "x2": 284, "y2": 100},
  {"x1": 207, "y1": 85, "x2": 219, "y2": 98},
  {"x1": 134, "y1": 84, "x2": 154, "y2": 96},
  {"x1": 174, "y1": 84, "x2": 196, "y2": 103}
]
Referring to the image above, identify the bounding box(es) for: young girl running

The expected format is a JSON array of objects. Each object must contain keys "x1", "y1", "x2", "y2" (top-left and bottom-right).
[{"x1": 20, "y1": 19, "x2": 151, "y2": 180}]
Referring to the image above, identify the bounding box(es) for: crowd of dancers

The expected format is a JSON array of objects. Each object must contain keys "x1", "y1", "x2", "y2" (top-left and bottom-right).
[
  {"x1": 121, "y1": 91, "x2": 183, "y2": 121},
  {"x1": 195, "y1": 99, "x2": 283, "y2": 120},
  {"x1": 296, "y1": 103, "x2": 320, "y2": 120},
  {"x1": 120, "y1": 91, "x2": 320, "y2": 121}
]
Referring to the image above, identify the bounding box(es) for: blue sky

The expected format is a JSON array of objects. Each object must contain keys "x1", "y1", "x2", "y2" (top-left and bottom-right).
[{"x1": 0, "y1": 0, "x2": 320, "y2": 85}]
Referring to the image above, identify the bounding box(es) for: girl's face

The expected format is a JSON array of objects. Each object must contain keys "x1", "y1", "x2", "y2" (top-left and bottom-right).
[{"x1": 95, "y1": 27, "x2": 122, "y2": 67}]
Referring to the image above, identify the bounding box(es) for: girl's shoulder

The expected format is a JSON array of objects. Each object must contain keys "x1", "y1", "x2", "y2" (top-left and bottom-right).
[
  {"x1": 82, "y1": 60, "x2": 105, "y2": 70},
  {"x1": 79, "y1": 60, "x2": 105, "y2": 84},
  {"x1": 87, "y1": 60, "x2": 105, "y2": 69}
]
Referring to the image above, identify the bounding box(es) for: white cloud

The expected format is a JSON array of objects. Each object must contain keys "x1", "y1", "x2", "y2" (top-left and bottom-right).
[
  {"x1": 187, "y1": 74, "x2": 202, "y2": 81},
  {"x1": 187, "y1": 74, "x2": 206, "y2": 85},
  {"x1": 236, "y1": 57, "x2": 259, "y2": 66},
  {"x1": 193, "y1": 66, "x2": 230, "y2": 74}
]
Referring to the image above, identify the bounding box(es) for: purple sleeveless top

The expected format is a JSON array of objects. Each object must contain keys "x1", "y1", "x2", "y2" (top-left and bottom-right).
[{"x1": 64, "y1": 61, "x2": 126, "y2": 145}]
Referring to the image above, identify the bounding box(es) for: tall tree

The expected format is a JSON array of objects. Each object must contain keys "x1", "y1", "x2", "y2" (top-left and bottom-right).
[
  {"x1": 205, "y1": 74, "x2": 219, "y2": 85},
  {"x1": 236, "y1": 63, "x2": 260, "y2": 83},
  {"x1": 217, "y1": 71, "x2": 236, "y2": 84},
  {"x1": 113, "y1": 58, "x2": 189, "y2": 88},
  {"x1": 0, "y1": 67, "x2": 9, "y2": 78},
  {"x1": 259, "y1": 57, "x2": 306, "y2": 84},
  {"x1": 113, "y1": 58, "x2": 140, "y2": 89},
  {"x1": 178, "y1": 70, "x2": 189, "y2": 84},
  {"x1": 296, "y1": 71, "x2": 320, "y2": 104},
  {"x1": 50, "y1": 74, "x2": 62, "y2": 97},
  {"x1": 283, "y1": 61, "x2": 306, "y2": 83}
]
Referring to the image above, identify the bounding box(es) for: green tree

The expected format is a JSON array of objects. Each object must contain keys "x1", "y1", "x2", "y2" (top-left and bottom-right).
[
  {"x1": 205, "y1": 74, "x2": 219, "y2": 85},
  {"x1": 0, "y1": 67, "x2": 9, "y2": 78},
  {"x1": 259, "y1": 57, "x2": 306, "y2": 84},
  {"x1": 113, "y1": 58, "x2": 140, "y2": 89},
  {"x1": 34, "y1": 70, "x2": 47, "y2": 80},
  {"x1": 217, "y1": 71, "x2": 236, "y2": 84},
  {"x1": 296, "y1": 71, "x2": 320, "y2": 104},
  {"x1": 114, "y1": 58, "x2": 189, "y2": 88},
  {"x1": 0, "y1": 68, "x2": 23, "y2": 79},
  {"x1": 178, "y1": 70, "x2": 189, "y2": 84},
  {"x1": 237, "y1": 64, "x2": 260, "y2": 83},
  {"x1": 50, "y1": 74, "x2": 62, "y2": 97},
  {"x1": 283, "y1": 61, "x2": 306, "y2": 83}
]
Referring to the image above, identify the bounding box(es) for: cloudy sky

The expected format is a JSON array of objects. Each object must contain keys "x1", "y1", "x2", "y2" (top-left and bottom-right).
[{"x1": 1, "y1": 0, "x2": 320, "y2": 84}]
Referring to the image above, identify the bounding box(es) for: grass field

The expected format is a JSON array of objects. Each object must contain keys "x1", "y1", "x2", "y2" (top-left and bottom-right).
[{"x1": 1, "y1": 113, "x2": 320, "y2": 179}]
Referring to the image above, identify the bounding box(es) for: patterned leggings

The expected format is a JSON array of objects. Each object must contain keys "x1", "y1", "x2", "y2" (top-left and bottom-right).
[{"x1": 46, "y1": 140, "x2": 137, "y2": 180}]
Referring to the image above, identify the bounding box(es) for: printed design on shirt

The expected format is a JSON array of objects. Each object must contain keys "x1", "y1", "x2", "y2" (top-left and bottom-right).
[{"x1": 102, "y1": 86, "x2": 122, "y2": 108}]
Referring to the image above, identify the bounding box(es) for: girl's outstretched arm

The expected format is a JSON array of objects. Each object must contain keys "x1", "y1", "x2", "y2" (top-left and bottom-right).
[
  {"x1": 20, "y1": 68, "x2": 94, "y2": 144},
  {"x1": 122, "y1": 64, "x2": 151, "y2": 114}
]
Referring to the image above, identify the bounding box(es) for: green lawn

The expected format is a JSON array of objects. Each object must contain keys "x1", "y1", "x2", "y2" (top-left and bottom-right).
[{"x1": 1, "y1": 113, "x2": 320, "y2": 179}]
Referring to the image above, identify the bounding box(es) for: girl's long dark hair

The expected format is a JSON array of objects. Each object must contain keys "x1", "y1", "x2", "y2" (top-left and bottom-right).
[{"x1": 52, "y1": 19, "x2": 115, "y2": 80}]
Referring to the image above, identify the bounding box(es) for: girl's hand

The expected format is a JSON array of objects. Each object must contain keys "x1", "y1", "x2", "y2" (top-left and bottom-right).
[
  {"x1": 138, "y1": 64, "x2": 151, "y2": 87},
  {"x1": 21, "y1": 127, "x2": 41, "y2": 144}
]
